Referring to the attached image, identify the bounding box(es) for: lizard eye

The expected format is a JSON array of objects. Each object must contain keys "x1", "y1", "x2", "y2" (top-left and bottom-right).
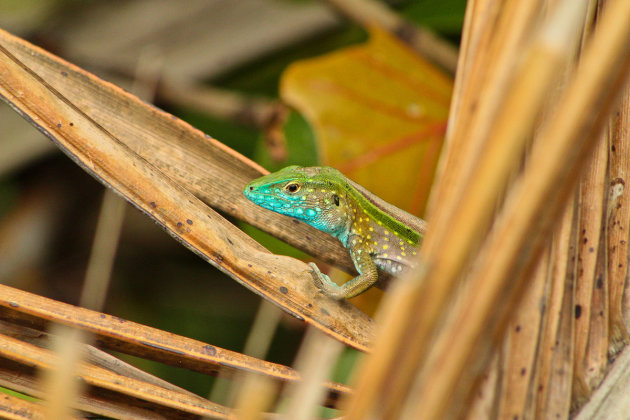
[
  {"x1": 285, "y1": 183, "x2": 300, "y2": 193},
  {"x1": 333, "y1": 194, "x2": 340, "y2": 206}
]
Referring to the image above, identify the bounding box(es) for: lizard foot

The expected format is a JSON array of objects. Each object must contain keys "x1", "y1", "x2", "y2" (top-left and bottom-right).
[{"x1": 308, "y1": 262, "x2": 345, "y2": 300}]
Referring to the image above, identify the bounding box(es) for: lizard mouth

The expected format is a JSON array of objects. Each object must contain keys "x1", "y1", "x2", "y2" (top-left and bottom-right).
[{"x1": 244, "y1": 190, "x2": 293, "y2": 206}]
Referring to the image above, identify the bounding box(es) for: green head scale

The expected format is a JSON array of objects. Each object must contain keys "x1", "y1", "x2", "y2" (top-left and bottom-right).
[{"x1": 243, "y1": 166, "x2": 353, "y2": 241}]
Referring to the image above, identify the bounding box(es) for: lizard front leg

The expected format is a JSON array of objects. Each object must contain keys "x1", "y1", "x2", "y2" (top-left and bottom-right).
[{"x1": 310, "y1": 237, "x2": 378, "y2": 299}]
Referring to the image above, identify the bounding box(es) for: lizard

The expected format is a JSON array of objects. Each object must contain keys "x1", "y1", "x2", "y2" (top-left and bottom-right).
[{"x1": 243, "y1": 165, "x2": 427, "y2": 299}]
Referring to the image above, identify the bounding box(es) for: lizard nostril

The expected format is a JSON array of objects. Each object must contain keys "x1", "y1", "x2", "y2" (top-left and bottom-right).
[{"x1": 249, "y1": 186, "x2": 254, "y2": 191}]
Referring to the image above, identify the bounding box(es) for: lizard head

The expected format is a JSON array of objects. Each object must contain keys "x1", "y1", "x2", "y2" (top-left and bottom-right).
[{"x1": 244, "y1": 166, "x2": 352, "y2": 237}]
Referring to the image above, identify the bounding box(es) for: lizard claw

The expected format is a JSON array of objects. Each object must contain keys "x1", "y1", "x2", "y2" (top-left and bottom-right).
[{"x1": 308, "y1": 262, "x2": 344, "y2": 299}]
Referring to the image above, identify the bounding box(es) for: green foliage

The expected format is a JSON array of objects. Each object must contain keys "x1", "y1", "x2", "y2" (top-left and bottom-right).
[
  {"x1": 0, "y1": 386, "x2": 38, "y2": 402},
  {"x1": 333, "y1": 347, "x2": 362, "y2": 384},
  {"x1": 400, "y1": 0, "x2": 468, "y2": 36},
  {"x1": 0, "y1": 180, "x2": 18, "y2": 218}
]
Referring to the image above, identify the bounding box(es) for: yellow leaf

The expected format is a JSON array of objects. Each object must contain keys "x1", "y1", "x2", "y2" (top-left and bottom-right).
[{"x1": 281, "y1": 28, "x2": 452, "y2": 216}]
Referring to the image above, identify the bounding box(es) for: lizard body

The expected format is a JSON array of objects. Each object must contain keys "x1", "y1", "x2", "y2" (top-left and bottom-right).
[{"x1": 243, "y1": 166, "x2": 426, "y2": 299}]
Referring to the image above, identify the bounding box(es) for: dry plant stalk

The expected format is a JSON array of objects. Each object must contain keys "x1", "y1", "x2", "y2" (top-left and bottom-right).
[
  {"x1": 0, "y1": 319, "x2": 232, "y2": 419},
  {"x1": 80, "y1": 190, "x2": 126, "y2": 311},
  {"x1": 495, "y1": 251, "x2": 548, "y2": 420},
  {"x1": 508, "y1": 2, "x2": 587, "y2": 417},
  {"x1": 40, "y1": 327, "x2": 84, "y2": 420},
  {"x1": 213, "y1": 301, "x2": 283, "y2": 406},
  {"x1": 572, "y1": 128, "x2": 609, "y2": 403},
  {"x1": 158, "y1": 79, "x2": 285, "y2": 130},
  {"x1": 232, "y1": 374, "x2": 277, "y2": 420},
  {"x1": 608, "y1": 87, "x2": 630, "y2": 355},
  {"x1": 0, "y1": 332, "x2": 231, "y2": 418},
  {"x1": 349, "y1": 3, "x2": 627, "y2": 418},
  {"x1": 345, "y1": 1, "x2": 588, "y2": 418},
  {"x1": 430, "y1": 0, "x2": 544, "y2": 219},
  {"x1": 282, "y1": 328, "x2": 344, "y2": 419},
  {"x1": 0, "y1": 357, "x2": 171, "y2": 420},
  {"x1": 534, "y1": 196, "x2": 579, "y2": 419},
  {"x1": 0, "y1": 285, "x2": 349, "y2": 409},
  {"x1": 405, "y1": 0, "x2": 630, "y2": 417},
  {"x1": 323, "y1": 0, "x2": 458, "y2": 73},
  {"x1": 573, "y1": 344, "x2": 630, "y2": 419},
  {"x1": 0, "y1": 394, "x2": 54, "y2": 420},
  {"x1": 463, "y1": 352, "x2": 501, "y2": 419}
]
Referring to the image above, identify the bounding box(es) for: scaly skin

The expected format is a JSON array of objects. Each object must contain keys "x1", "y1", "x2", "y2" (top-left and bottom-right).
[{"x1": 243, "y1": 166, "x2": 423, "y2": 299}]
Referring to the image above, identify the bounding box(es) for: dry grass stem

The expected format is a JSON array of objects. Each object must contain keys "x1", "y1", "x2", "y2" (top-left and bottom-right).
[
  {"x1": 39, "y1": 179, "x2": 125, "y2": 420},
  {"x1": 495, "y1": 251, "x2": 548, "y2": 420},
  {"x1": 0, "y1": 363, "x2": 173, "y2": 420},
  {"x1": 242, "y1": 302, "x2": 283, "y2": 361},
  {"x1": 282, "y1": 328, "x2": 344, "y2": 420},
  {"x1": 573, "y1": 343, "x2": 630, "y2": 419},
  {"x1": 212, "y1": 301, "x2": 283, "y2": 407},
  {"x1": 572, "y1": 128, "x2": 609, "y2": 403},
  {"x1": 0, "y1": 319, "x2": 228, "y2": 419},
  {"x1": 429, "y1": 0, "x2": 543, "y2": 219},
  {"x1": 462, "y1": 352, "x2": 501, "y2": 420},
  {"x1": 79, "y1": 190, "x2": 126, "y2": 311},
  {"x1": 322, "y1": 0, "x2": 458, "y2": 73},
  {"x1": 608, "y1": 86, "x2": 630, "y2": 355},
  {"x1": 345, "y1": 1, "x2": 590, "y2": 418},
  {"x1": 158, "y1": 79, "x2": 286, "y2": 130},
  {"x1": 0, "y1": 331, "x2": 232, "y2": 418},
  {"x1": 233, "y1": 374, "x2": 277, "y2": 420},
  {"x1": 405, "y1": 0, "x2": 630, "y2": 417},
  {"x1": 40, "y1": 326, "x2": 84, "y2": 420},
  {"x1": 534, "y1": 196, "x2": 578, "y2": 419},
  {"x1": 0, "y1": 284, "x2": 350, "y2": 408},
  {"x1": 0, "y1": 392, "x2": 51, "y2": 420}
]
